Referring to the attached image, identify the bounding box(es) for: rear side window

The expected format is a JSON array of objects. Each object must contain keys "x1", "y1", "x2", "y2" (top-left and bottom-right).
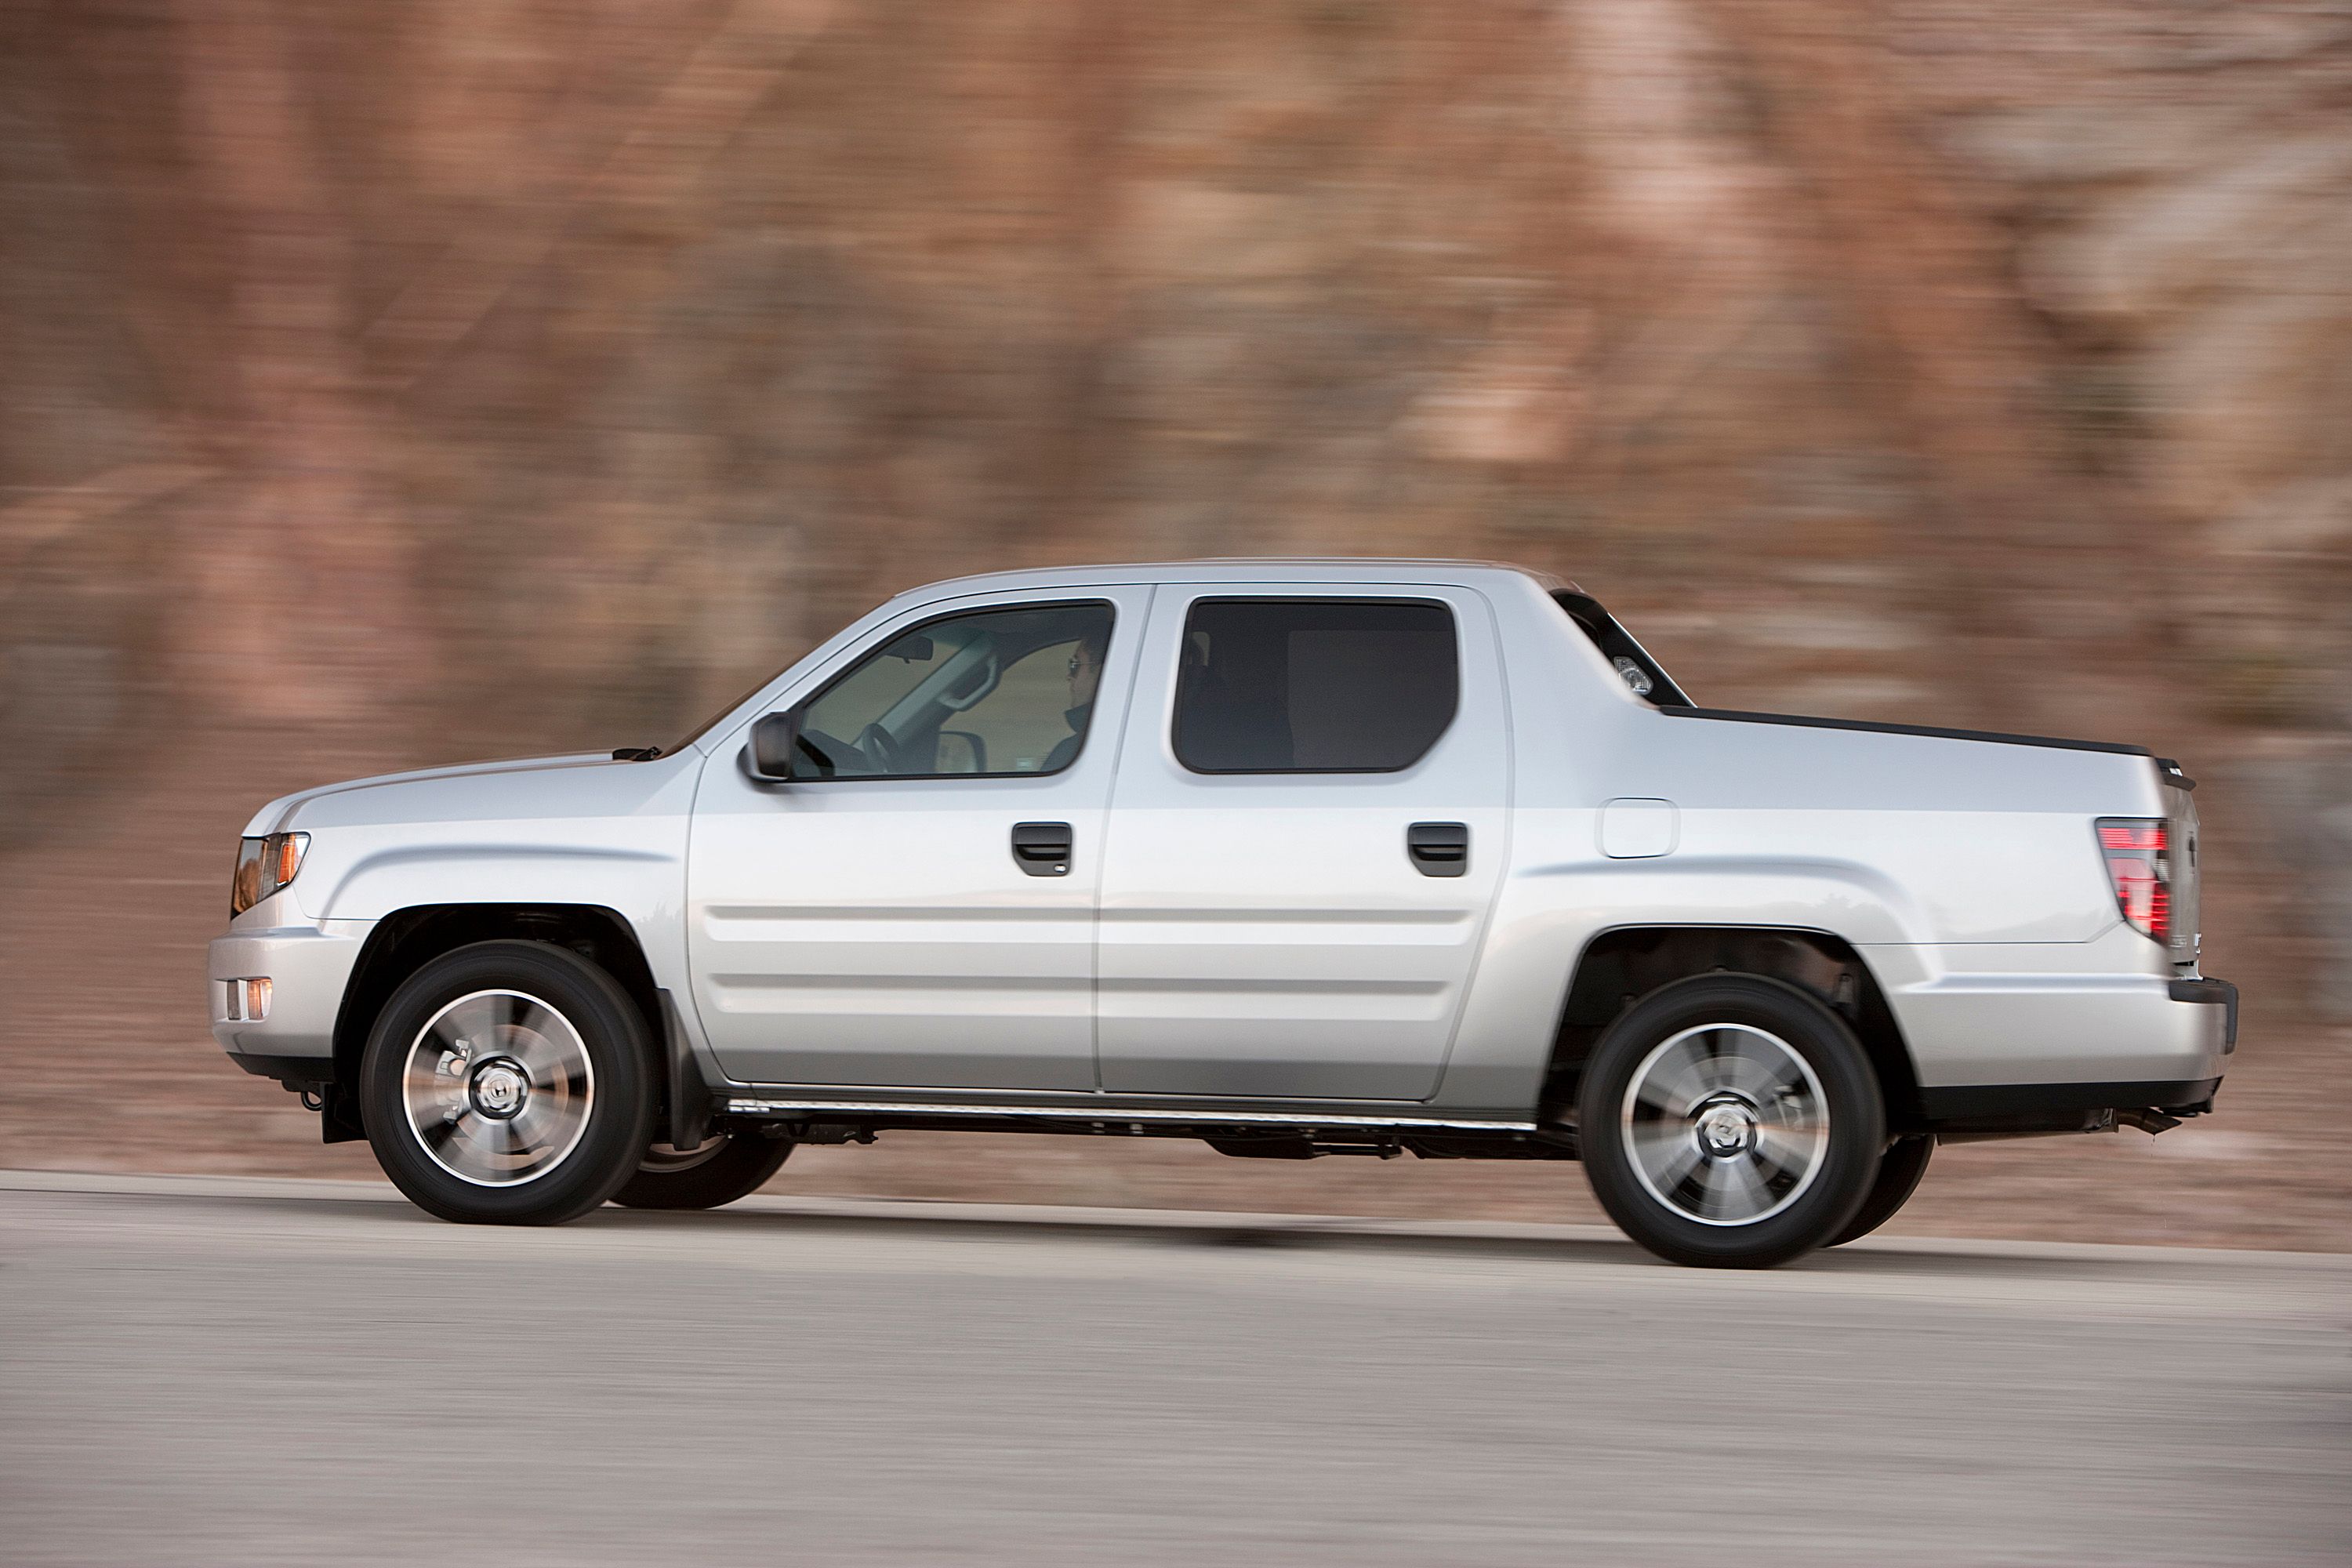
[{"x1": 1173, "y1": 598, "x2": 1458, "y2": 773}]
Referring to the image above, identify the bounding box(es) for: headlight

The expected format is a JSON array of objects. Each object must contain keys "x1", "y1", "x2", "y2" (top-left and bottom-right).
[{"x1": 230, "y1": 832, "x2": 310, "y2": 916}]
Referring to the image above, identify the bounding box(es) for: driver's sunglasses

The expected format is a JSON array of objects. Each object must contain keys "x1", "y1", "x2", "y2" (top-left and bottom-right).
[{"x1": 1068, "y1": 650, "x2": 1096, "y2": 677}]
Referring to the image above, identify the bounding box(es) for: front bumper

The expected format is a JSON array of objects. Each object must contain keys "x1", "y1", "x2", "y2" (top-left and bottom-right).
[{"x1": 208, "y1": 924, "x2": 366, "y2": 1074}]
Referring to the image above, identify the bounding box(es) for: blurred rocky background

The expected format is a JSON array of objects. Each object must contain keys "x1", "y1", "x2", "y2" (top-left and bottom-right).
[{"x1": 3, "y1": 0, "x2": 2347, "y2": 1244}]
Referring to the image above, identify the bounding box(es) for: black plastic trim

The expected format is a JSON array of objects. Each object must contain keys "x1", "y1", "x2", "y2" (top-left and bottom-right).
[
  {"x1": 1920, "y1": 1077, "x2": 2220, "y2": 1121},
  {"x1": 659, "y1": 989, "x2": 713, "y2": 1152},
  {"x1": 1656, "y1": 705, "x2": 2151, "y2": 757},
  {"x1": 1406, "y1": 821, "x2": 1469, "y2": 877},
  {"x1": 227, "y1": 1051, "x2": 336, "y2": 1087},
  {"x1": 1011, "y1": 821, "x2": 1074, "y2": 877},
  {"x1": 1552, "y1": 591, "x2": 1693, "y2": 709},
  {"x1": 2169, "y1": 976, "x2": 2238, "y2": 1047}
]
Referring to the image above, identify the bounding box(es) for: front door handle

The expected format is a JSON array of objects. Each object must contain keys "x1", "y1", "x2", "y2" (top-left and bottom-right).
[
  {"x1": 1011, "y1": 821, "x2": 1073, "y2": 877},
  {"x1": 1406, "y1": 822, "x2": 1468, "y2": 877}
]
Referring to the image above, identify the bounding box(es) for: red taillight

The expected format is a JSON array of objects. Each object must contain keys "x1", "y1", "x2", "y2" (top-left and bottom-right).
[{"x1": 2095, "y1": 817, "x2": 2169, "y2": 946}]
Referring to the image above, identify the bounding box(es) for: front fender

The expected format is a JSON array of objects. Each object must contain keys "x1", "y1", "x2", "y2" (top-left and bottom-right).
[
  {"x1": 318, "y1": 840, "x2": 678, "y2": 924},
  {"x1": 293, "y1": 823, "x2": 694, "y2": 1015}
]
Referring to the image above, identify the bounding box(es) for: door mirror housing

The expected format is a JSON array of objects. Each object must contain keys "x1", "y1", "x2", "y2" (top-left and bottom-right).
[{"x1": 748, "y1": 711, "x2": 801, "y2": 781}]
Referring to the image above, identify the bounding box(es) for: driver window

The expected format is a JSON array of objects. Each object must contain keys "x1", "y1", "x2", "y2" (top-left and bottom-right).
[{"x1": 791, "y1": 601, "x2": 1115, "y2": 779}]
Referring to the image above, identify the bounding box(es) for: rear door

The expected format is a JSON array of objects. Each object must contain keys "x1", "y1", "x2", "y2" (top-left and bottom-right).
[{"x1": 1094, "y1": 583, "x2": 1511, "y2": 1101}]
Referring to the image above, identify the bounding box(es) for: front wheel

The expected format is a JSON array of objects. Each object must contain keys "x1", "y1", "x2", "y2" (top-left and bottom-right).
[
  {"x1": 1577, "y1": 975, "x2": 1886, "y2": 1269},
  {"x1": 610, "y1": 1131, "x2": 794, "y2": 1210},
  {"x1": 359, "y1": 940, "x2": 656, "y2": 1225}
]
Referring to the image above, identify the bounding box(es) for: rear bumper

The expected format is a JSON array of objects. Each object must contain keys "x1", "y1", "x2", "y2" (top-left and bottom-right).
[
  {"x1": 1882, "y1": 953, "x2": 2239, "y2": 1125},
  {"x1": 2167, "y1": 976, "x2": 2238, "y2": 1048},
  {"x1": 1867, "y1": 934, "x2": 2238, "y2": 1091},
  {"x1": 1918, "y1": 1075, "x2": 2220, "y2": 1121}
]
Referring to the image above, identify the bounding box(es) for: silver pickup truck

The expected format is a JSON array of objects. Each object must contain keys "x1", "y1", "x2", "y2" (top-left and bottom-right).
[{"x1": 210, "y1": 559, "x2": 2236, "y2": 1266}]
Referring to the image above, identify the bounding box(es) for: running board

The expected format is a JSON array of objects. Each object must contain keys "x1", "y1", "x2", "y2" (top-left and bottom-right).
[{"x1": 722, "y1": 1097, "x2": 1537, "y2": 1134}]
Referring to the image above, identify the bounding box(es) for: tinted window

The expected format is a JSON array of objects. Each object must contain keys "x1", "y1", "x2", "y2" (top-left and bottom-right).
[
  {"x1": 793, "y1": 601, "x2": 1113, "y2": 779},
  {"x1": 1173, "y1": 599, "x2": 1458, "y2": 773}
]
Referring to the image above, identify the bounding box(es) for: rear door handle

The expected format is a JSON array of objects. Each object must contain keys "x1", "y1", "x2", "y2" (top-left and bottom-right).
[
  {"x1": 1406, "y1": 822, "x2": 1468, "y2": 877},
  {"x1": 1011, "y1": 821, "x2": 1073, "y2": 877}
]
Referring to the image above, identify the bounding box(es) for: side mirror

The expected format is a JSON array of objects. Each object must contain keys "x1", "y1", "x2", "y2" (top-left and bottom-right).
[{"x1": 748, "y1": 712, "x2": 800, "y2": 780}]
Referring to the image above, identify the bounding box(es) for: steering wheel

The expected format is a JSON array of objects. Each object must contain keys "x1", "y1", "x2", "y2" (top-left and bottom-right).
[{"x1": 856, "y1": 722, "x2": 909, "y2": 775}]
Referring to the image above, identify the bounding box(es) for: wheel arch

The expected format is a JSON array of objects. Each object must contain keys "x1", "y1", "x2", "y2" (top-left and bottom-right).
[
  {"x1": 329, "y1": 903, "x2": 667, "y2": 1140},
  {"x1": 1543, "y1": 924, "x2": 1922, "y2": 1130}
]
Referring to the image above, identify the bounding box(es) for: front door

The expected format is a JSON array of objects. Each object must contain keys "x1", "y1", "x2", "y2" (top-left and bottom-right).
[
  {"x1": 688, "y1": 589, "x2": 1144, "y2": 1090},
  {"x1": 1094, "y1": 584, "x2": 1511, "y2": 1102}
]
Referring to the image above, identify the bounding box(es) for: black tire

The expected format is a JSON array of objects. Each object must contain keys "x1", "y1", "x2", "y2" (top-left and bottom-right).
[
  {"x1": 1826, "y1": 1134, "x2": 1933, "y2": 1247},
  {"x1": 1577, "y1": 975, "x2": 1886, "y2": 1269},
  {"x1": 610, "y1": 1132, "x2": 794, "y2": 1210},
  {"x1": 359, "y1": 940, "x2": 656, "y2": 1225}
]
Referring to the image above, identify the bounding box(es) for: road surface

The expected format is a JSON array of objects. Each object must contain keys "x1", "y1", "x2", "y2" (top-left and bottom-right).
[{"x1": 2, "y1": 1171, "x2": 2346, "y2": 1566}]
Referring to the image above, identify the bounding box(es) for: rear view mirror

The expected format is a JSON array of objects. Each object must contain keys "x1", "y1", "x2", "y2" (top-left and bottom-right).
[
  {"x1": 888, "y1": 635, "x2": 934, "y2": 662},
  {"x1": 748, "y1": 712, "x2": 800, "y2": 780}
]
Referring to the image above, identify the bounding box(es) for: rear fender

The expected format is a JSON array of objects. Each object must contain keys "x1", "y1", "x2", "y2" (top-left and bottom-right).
[{"x1": 1436, "y1": 855, "x2": 1924, "y2": 1115}]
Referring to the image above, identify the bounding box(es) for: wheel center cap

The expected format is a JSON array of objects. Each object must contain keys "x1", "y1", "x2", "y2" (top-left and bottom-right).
[
  {"x1": 1694, "y1": 1100, "x2": 1756, "y2": 1159},
  {"x1": 469, "y1": 1059, "x2": 529, "y2": 1120}
]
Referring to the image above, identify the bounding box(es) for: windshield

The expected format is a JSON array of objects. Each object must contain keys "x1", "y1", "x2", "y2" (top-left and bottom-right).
[{"x1": 1552, "y1": 591, "x2": 1690, "y2": 708}]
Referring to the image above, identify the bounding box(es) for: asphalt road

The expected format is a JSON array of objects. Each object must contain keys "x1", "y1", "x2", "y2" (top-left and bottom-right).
[{"x1": 2, "y1": 1171, "x2": 2346, "y2": 1567}]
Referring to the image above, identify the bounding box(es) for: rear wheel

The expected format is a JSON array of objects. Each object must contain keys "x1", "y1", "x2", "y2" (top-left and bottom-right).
[
  {"x1": 1577, "y1": 975, "x2": 1885, "y2": 1269},
  {"x1": 360, "y1": 940, "x2": 655, "y2": 1225},
  {"x1": 610, "y1": 1131, "x2": 794, "y2": 1210},
  {"x1": 1827, "y1": 1134, "x2": 1933, "y2": 1247}
]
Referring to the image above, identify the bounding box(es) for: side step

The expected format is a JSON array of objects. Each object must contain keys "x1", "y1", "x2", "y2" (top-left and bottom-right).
[
  {"x1": 719, "y1": 1098, "x2": 1574, "y2": 1161},
  {"x1": 722, "y1": 1097, "x2": 1538, "y2": 1134}
]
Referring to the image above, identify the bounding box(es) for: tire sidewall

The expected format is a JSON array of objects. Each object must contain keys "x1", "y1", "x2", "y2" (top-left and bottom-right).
[
  {"x1": 609, "y1": 1132, "x2": 794, "y2": 1210},
  {"x1": 1828, "y1": 1134, "x2": 1934, "y2": 1248},
  {"x1": 1578, "y1": 975, "x2": 1886, "y2": 1268},
  {"x1": 361, "y1": 940, "x2": 655, "y2": 1225}
]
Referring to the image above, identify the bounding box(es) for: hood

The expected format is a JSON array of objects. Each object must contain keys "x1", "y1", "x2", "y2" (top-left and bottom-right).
[{"x1": 241, "y1": 753, "x2": 635, "y2": 836}]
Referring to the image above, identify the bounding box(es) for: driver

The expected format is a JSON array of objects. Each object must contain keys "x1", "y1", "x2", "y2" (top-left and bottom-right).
[{"x1": 1041, "y1": 632, "x2": 1105, "y2": 772}]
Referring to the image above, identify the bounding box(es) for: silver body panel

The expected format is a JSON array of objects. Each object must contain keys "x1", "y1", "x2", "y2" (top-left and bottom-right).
[
  {"x1": 210, "y1": 558, "x2": 2227, "y2": 1120},
  {"x1": 1092, "y1": 580, "x2": 1510, "y2": 1102},
  {"x1": 684, "y1": 584, "x2": 1150, "y2": 1089}
]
